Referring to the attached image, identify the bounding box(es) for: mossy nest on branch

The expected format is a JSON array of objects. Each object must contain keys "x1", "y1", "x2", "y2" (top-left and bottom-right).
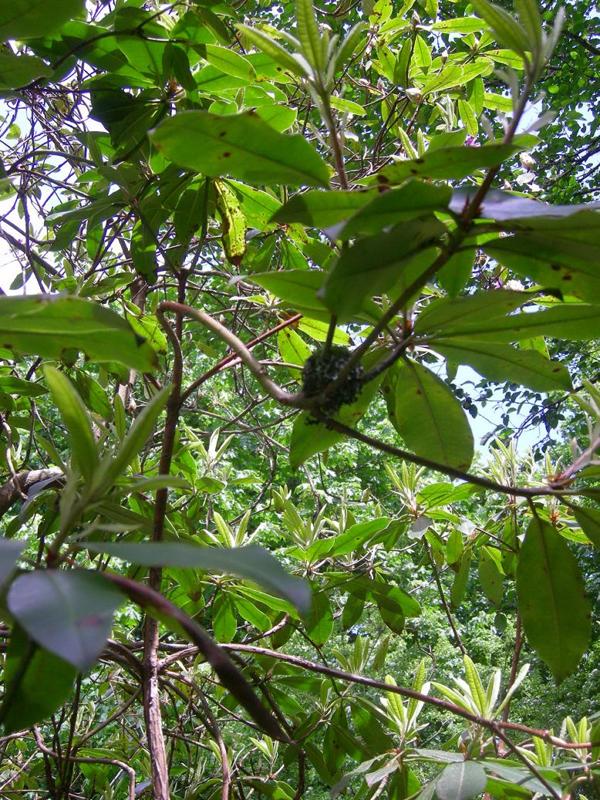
[{"x1": 301, "y1": 345, "x2": 364, "y2": 415}]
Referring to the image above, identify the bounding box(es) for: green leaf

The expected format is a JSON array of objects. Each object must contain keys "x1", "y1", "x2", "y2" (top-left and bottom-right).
[
  {"x1": 377, "y1": 143, "x2": 523, "y2": 184},
  {"x1": 420, "y1": 60, "x2": 493, "y2": 96},
  {"x1": 298, "y1": 317, "x2": 350, "y2": 345},
  {"x1": 336, "y1": 21, "x2": 367, "y2": 67},
  {"x1": 237, "y1": 24, "x2": 307, "y2": 78},
  {"x1": 483, "y1": 92, "x2": 514, "y2": 112},
  {"x1": 348, "y1": 576, "x2": 421, "y2": 618},
  {"x1": 437, "y1": 249, "x2": 476, "y2": 297},
  {"x1": 478, "y1": 546, "x2": 504, "y2": 606},
  {"x1": 320, "y1": 219, "x2": 446, "y2": 320},
  {"x1": 415, "y1": 290, "x2": 530, "y2": 334},
  {"x1": 436, "y1": 762, "x2": 487, "y2": 800},
  {"x1": 215, "y1": 179, "x2": 247, "y2": 265},
  {"x1": 0, "y1": 54, "x2": 51, "y2": 89},
  {"x1": 342, "y1": 591, "x2": 365, "y2": 629},
  {"x1": 44, "y1": 366, "x2": 98, "y2": 482},
  {"x1": 255, "y1": 103, "x2": 298, "y2": 132},
  {"x1": 151, "y1": 111, "x2": 330, "y2": 187},
  {"x1": 7, "y1": 570, "x2": 124, "y2": 672},
  {"x1": 431, "y1": 17, "x2": 489, "y2": 33},
  {"x1": 516, "y1": 518, "x2": 591, "y2": 681},
  {"x1": 0, "y1": 0, "x2": 84, "y2": 39},
  {"x1": 469, "y1": 0, "x2": 530, "y2": 55},
  {"x1": 329, "y1": 96, "x2": 366, "y2": 116},
  {"x1": 458, "y1": 99, "x2": 478, "y2": 137},
  {"x1": 83, "y1": 542, "x2": 311, "y2": 614},
  {"x1": 251, "y1": 270, "x2": 379, "y2": 323},
  {"x1": 304, "y1": 591, "x2": 333, "y2": 644},
  {"x1": 483, "y1": 232, "x2": 600, "y2": 303},
  {"x1": 228, "y1": 181, "x2": 281, "y2": 230},
  {"x1": 571, "y1": 504, "x2": 600, "y2": 547},
  {"x1": 205, "y1": 44, "x2": 256, "y2": 81},
  {"x1": 0, "y1": 625, "x2": 76, "y2": 734},
  {"x1": 463, "y1": 654, "x2": 488, "y2": 713},
  {"x1": 271, "y1": 189, "x2": 372, "y2": 228},
  {"x1": 377, "y1": 594, "x2": 405, "y2": 634},
  {"x1": 445, "y1": 530, "x2": 464, "y2": 566},
  {"x1": 90, "y1": 386, "x2": 170, "y2": 494},
  {"x1": 339, "y1": 180, "x2": 452, "y2": 237},
  {"x1": 251, "y1": 269, "x2": 330, "y2": 321},
  {"x1": 235, "y1": 596, "x2": 271, "y2": 631},
  {"x1": 295, "y1": 0, "x2": 325, "y2": 70},
  {"x1": 419, "y1": 302, "x2": 600, "y2": 342},
  {"x1": 482, "y1": 760, "x2": 560, "y2": 796},
  {"x1": 0, "y1": 375, "x2": 46, "y2": 396},
  {"x1": 515, "y1": 0, "x2": 542, "y2": 50},
  {"x1": 278, "y1": 328, "x2": 311, "y2": 367},
  {"x1": 451, "y1": 552, "x2": 472, "y2": 609},
  {"x1": 0, "y1": 295, "x2": 157, "y2": 373},
  {"x1": 431, "y1": 340, "x2": 572, "y2": 392},
  {"x1": 0, "y1": 539, "x2": 24, "y2": 588},
  {"x1": 213, "y1": 594, "x2": 237, "y2": 642},
  {"x1": 386, "y1": 360, "x2": 474, "y2": 470},
  {"x1": 302, "y1": 518, "x2": 390, "y2": 560}
]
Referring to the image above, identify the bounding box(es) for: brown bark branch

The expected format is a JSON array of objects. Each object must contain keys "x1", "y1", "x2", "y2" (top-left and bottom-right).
[
  {"x1": 0, "y1": 468, "x2": 63, "y2": 518},
  {"x1": 141, "y1": 310, "x2": 184, "y2": 800}
]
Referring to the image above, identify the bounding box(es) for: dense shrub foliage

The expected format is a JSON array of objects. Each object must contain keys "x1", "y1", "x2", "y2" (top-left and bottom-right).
[{"x1": 0, "y1": 0, "x2": 599, "y2": 798}]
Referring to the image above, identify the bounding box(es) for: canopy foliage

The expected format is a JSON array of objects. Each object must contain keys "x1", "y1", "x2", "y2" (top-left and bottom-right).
[{"x1": 0, "y1": 0, "x2": 599, "y2": 798}]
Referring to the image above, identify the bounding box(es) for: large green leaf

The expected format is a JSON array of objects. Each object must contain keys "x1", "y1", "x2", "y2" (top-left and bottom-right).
[
  {"x1": 304, "y1": 591, "x2": 333, "y2": 644},
  {"x1": 0, "y1": 375, "x2": 47, "y2": 396},
  {"x1": 0, "y1": 296, "x2": 158, "y2": 372},
  {"x1": 251, "y1": 269, "x2": 331, "y2": 321},
  {"x1": 339, "y1": 180, "x2": 452, "y2": 237},
  {"x1": 44, "y1": 366, "x2": 98, "y2": 482},
  {"x1": 271, "y1": 190, "x2": 372, "y2": 228},
  {"x1": 431, "y1": 339, "x2": 572, "y2": 392},
  {"x1": 571, "y1": 504, "x2": 600, "y2": 548},
  {"x1": 415, "y1": 290, "x2": 530, "y2": 334},
  {"x1": 7, "y1": 570, "x2": 124, "y2": 672},
  {"x1": 420, "y1": 59, "x2": 494, "y2": 96},
  {"x1": 228, "y1": 181, "x2": 281, "y2": 229},
  {"x1": 0, "y1": 539, "x2": 24, "y2": 588},
  {"x1": 0, "y1": 0, "x2": 84, "y2": 39},
  {"x1": 478, "y1": 546, "x2": 504, "y2": 606},
  {"x1": 302, "y1": 518, "x2": 390, "y2": 560},
  {"x1": 484, "y1": 232, "x2": 600, "y2": 303},
  {"x1": 481, "y1": 760, "x2": 561, "y2": 796},
  {"x1": 319, "y1": 219, "x2": 446, "y2": 320},
  {"x1": 90, "y1": 386, "x2": 170, "y2": 494},
  {"x1": 419, "y1": 303, "x2": 600, "y2": 342},
  {"x1": 236, "y1": 24, "x2": 307, "y2": 78},
  {"x1": 0, "y1": 54, "x2": 51, "y2": 88},
  {"x1": 377, "y1": 143, "x2": 522, "y2": 184},
  {"x1": 84, "y1": 542, "x2": 311, "y2": 614},
  {"x1": 436, "y1": 762, "x2": 488, "y2": 800},
  {"x1": 516, "y1": 518, "x2": 591, "y2": 681},
  {"x1": 205, "y1": 44, "x2": 256, "y2": 81},
  {"x1": 251, "y1": 269, "x2": 379, "y2": 322},
  {"x1": 386, "y1": 360, "x2": 474, "y2": 471},
  {"x1": 0, "y1": 625, "x2": 77, "y2": 734},
  {"x1": 151, "y1": 111, "x2": 330, "y2": 187}
]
